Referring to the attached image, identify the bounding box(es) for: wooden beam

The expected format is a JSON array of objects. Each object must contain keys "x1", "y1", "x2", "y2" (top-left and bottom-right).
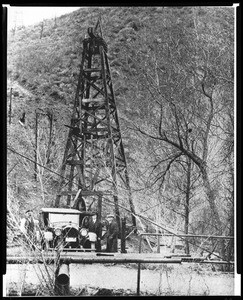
[
  {"x1": 84, "y1": 68, "x2": 101, "y2": 73},
  {"x1": 141, "y1": 233, "x2": 234, "y2": 239},
  {"x1": 59, "y1": 190, "x2": 105, "y2": 197},
  {"x1": 82, "y1": 98, "x2": 105, "y2": 104},
  {"x1": 66, "y1": 160, "x2": 84, "y2": 165},
  {"x1": 8, "y1": 87, "x2": 12, "y2": 124}
]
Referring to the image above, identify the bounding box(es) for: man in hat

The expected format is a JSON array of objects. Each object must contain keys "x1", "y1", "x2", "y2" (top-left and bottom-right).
[
  {"x1": 106, "y1": 214, "x2": 119, "y2": 252},
  {"x1": 20, "y1": 210, "x2": 37, "y2": 250},
  {"x1": 88, "y1": 213, "x2": 102, "y2": 251}
]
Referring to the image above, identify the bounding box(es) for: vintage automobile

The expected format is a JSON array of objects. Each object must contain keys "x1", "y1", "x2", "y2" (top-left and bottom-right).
[{"x1": 39, "y1": 207, "x2": 98, "y2": 251}]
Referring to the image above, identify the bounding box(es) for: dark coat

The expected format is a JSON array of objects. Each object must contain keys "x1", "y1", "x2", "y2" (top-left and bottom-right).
[
  {"x1": 88, "y1": 218, "x2": 102, "y2": 251},
  {"x1": 24, "y1": 217, "x2": 35, "y2": 237},
  {"x1": 89, "y1": 219, "x2": 102, "y2": 238},
  {"x1": 106, "y1": 219, "x2": 119, "y2": 252},
  {"x1": 24, "y1": 216, "x2": 36, "y2": 249}
]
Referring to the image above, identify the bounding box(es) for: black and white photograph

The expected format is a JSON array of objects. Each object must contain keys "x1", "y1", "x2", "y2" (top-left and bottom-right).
[{"x1": 4, "y1": 5, "x2": 241, "y2": 297}]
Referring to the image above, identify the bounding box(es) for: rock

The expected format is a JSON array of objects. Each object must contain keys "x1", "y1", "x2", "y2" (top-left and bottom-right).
[{"x1": 94, "y1": 288, "x2": 113, "y2": 295}]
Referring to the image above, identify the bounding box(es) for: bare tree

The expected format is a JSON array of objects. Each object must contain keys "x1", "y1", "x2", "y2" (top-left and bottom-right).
[
  {"x1": 40, "y1": 21, "x2": 44, "y2": 39},
  {"x1": 120, "y1": 7, "x2": 234, "y2": 260}
]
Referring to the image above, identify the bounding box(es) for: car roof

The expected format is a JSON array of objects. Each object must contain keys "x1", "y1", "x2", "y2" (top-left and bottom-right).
[
  {"x1": 41, "y1": 208, "x2": 83, "y2": 214},
  {"x1": 40, "y1": 207, "x2": 96, "y2": 215}
]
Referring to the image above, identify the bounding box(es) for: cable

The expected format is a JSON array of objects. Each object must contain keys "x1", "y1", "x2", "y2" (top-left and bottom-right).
[
  {"x1": 8, "y1": 146, "x2": 232, "y2": 262},
  {"x1": 101, "y1": 195, "x2": 232, "y2": 263},
  {"x1": 7, "y1": 146, "x2": 70, "y2": 183}
]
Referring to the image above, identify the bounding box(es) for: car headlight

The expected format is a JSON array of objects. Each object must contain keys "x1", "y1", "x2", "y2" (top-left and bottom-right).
[
  {"x1": 44, "y1": 231, "x2": 53, "y2": 241},
  {"x1": 54, "y1": 228, "x2": 62, "y2": 236},
  {"x1": 80, "y1": 228, "x2": 88, "y2": 237}
]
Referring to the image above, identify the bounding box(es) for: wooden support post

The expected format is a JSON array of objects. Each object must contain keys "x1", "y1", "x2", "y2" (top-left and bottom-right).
[
  {"x1": 14, "y1": 173, "x2": 19, "y2": 194},
  {"x1": 54, "y1": 15, "x2": 57, "y2": 28},
  {"x1": 157, "y1": 235, "x2": 160, "y2": 253},
  {"x1": 97, "y1": 194, "x2": 102, "y2": 252},
  {"x1": 34, "y1": 112, "x2": 38, "y2": 181},
  {"x1": 97, "y1": 194, "x2": 102, "y2": 223},
  {"x1": 137, "y1": 235, "x2": 143, "y2": 295},
  {"x1": 40, "y1": 21, "x2": 44, "y2": 39},
  {"x1": 121, "y1": 217, "x2": 126, "y2": 253},
  {"x1": 46, "y1": 113, "x2": 53, "y2": 165},
  {"x1": 9, "y1": 88, "x2": 12, "y2": 125},
  {"x1": 114, "y1": 195, "x2": 121, "y2": 234},
  {"x1": 54, "y1": 249, "x2": 60, "y2": 293}
]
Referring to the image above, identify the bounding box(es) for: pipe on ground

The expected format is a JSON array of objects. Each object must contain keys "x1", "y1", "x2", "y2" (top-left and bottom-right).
[{"x1": 55, "y1": 262, "x2": 70, "y2": 295}]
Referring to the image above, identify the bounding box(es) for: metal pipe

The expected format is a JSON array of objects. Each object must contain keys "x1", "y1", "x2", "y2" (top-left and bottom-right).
[
  {"x1": 157, "y1": 235, "x2": 160, "y2": 253},
  {"x1": 7, "y1": 256, "x2": 233, "y2": 265},
  {"x1": 137, "y1": 235, "x2": 143, "y2": 295},
  {"x1": 121, "y1": 217, "x2": 126, "y2": 253},
  {"x1": 6, "y1": 256, "x2": 182, "y2": 264},
  {"x1": 62, "y1": 257, "x2": 182, "y2": 264},
  {"x1": 55, "y1": 263, "x2": 70, "y2": 295}
]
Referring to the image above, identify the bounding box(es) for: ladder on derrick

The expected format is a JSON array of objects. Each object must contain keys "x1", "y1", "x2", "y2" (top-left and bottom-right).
[{"x1": 55, "y1": 18, "x2": 136, "y2": 229}]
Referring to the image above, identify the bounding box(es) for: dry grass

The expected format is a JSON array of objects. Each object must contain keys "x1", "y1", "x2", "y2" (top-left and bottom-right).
[
  {"x1": 6, "y1": 192, "x2": 234, "y2": 296},
  {"x1": 7, "y1": 191, "x2": 58, "y2": 296}
]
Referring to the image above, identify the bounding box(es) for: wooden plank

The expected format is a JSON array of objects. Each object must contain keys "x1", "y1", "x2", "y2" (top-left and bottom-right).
[
  {"x1": 88, "y1": 134, "x2": 109, "y2": 139},
  {"x1": 82, "y1": 98, "x2": 105, "y2": 104},
  {"x1": 83, "y1": 128, "x2": 108, "y2": 133},
  {"x1": 58, "y1": 190, "x2": 106, "y2": 197},
  {"x1": 115, "y1": 163, "x2": 126, "y2": 168},
  {"x1": 58, "y1": 191, "x2": 78, "y2": 196},
  {"x1": 66, "y1": 160, "x2": 84, "y2": 165},
  {"x1": 84, "y1": 68, "x2": 101, "y2": 73}
]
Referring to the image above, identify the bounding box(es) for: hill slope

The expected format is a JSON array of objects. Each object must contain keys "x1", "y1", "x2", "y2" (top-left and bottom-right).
[{"x1": 7, "y1": 6, "x2": 234, "y2": 245}]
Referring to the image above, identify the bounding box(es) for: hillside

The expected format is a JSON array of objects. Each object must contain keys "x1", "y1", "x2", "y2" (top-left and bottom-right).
[{"x1": 7, "y1": 6, "x2": 234, "y2": 259}]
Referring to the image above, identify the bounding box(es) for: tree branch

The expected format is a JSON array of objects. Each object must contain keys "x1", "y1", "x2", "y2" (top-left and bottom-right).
[
  {"x1": 201, "y1": 82, "x2": 214, "y2": 161},
  {"x1": 148, "y1": 151, "x2": 183, "y2": 188},
  {"x1": 131, "y1": 125, "x2": 206, "y2": 172}
]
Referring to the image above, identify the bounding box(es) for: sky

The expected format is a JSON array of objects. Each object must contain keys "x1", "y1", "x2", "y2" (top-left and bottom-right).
[{"x1": 3, "y1": 5, "x2": 82, "y2": 30}]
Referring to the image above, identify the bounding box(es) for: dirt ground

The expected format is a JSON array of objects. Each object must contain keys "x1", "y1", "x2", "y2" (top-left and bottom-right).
[
  {"x1": 4, "y1": 257, "x2": 234, "y2": 296},
  {"x1": 70, "y1": 263, "x2": 234, "y2": 296},
  {"x1": 5, "y1": 236, "x2": 235, "y2": 296}
]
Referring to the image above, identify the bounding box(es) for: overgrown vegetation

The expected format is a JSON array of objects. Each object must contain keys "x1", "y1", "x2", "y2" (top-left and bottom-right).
[
  {"x1": 7, "y1": 5, "x2": 234, "y2": 277},
  {"x1": 7, "y1": 191, "x2": 59, "y2": 296}
]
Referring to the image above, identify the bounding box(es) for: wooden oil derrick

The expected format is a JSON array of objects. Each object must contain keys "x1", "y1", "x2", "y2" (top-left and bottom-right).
[{"x1": 55, "y1": 19, "x2": 136, "y2": 230}]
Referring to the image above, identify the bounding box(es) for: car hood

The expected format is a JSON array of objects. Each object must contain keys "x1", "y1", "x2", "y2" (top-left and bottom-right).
[{"x1": 50, "y1": 223, "x2": 79, "y2": 230}]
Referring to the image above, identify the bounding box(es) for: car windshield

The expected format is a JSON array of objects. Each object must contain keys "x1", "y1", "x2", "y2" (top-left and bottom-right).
[{"x1": 49, "y1": 213, "x2": 79, "y2": 225}]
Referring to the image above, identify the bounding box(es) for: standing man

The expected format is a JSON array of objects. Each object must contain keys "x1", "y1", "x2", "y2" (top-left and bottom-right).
[
  {"x1": 106, "y1": 214, "x2": 119, "y2": 252},
  {"x1": 20, "y1": 210, "x2": 36, "y2": 250},
  {"x1": 88, "y1": 213, "x2": 102, "y2": 251}
]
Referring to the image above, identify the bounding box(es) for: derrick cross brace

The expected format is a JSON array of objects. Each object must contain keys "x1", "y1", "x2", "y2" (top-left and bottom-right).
[{"x1": 55, "y1": 19, "x2": 136, "y2": 229}]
